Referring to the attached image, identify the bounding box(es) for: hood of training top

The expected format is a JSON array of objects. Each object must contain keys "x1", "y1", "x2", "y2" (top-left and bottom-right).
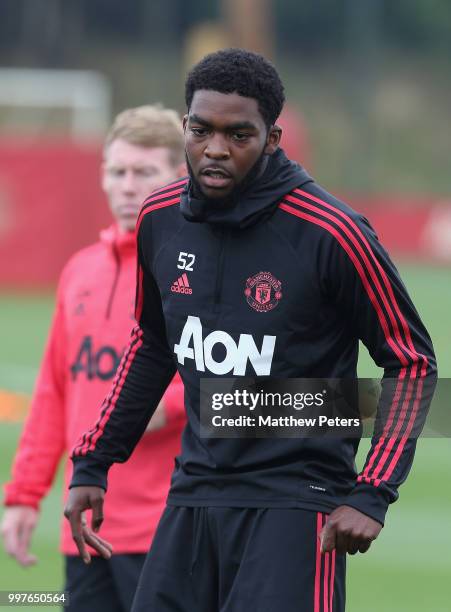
[{"x1": 70, "y1": 147, "x2": 436, "y2": 527}]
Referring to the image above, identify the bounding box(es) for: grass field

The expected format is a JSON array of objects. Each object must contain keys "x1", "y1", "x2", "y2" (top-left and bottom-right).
[{"x1": 0, "y1": 263, "x2": 450, "y2": 610}]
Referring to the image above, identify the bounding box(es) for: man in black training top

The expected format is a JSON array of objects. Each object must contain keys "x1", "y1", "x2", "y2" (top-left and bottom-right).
[{"x1": 65, "y1": 49, "x2": 436, "y2": 612}]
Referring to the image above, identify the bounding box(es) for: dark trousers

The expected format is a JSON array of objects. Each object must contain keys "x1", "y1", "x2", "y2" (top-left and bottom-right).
[
  {"x1": 132, "y1": 506, "x2": 346, "y2": 612},
  {"x1": 65, "y1": 553, "x2": 146, "y2": 612}
]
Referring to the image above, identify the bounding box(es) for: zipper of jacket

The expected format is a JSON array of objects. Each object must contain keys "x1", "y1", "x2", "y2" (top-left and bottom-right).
[
  {"x1": 213, "y1": 229, "x2": 226, "y2": 312},
  {"x1": 105, "y1": 243, "x2": 121, "y2": 319}
]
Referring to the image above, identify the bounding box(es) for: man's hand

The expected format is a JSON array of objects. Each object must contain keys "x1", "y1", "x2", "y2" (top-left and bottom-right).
[
  {"x1": 64, "y1": 486, "x2": 113, "y2": 564},
  {"x1": 320, "y1": 505, "x2": 382, "y2": 555},
  {"x1": 145, "y1": 400, "x2": 167, "y2": 432},
  {"x1": 1, "y1": 506, "x2": 38, "y2": 566}
]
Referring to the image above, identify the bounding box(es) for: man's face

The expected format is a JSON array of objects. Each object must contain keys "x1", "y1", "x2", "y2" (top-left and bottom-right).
[
  {"x1": 102, "y1": 139, "x2": 183, "y2": 232},
  {"x1": 183, "y1": 90, "x2": 280, "y2": 200}
]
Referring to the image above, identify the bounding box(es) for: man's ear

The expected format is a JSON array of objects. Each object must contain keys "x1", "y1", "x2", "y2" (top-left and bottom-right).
[
  {"x1": 264, "y1": 125, "x2": 282, "y2": 155},
  {"x1": 182, "y1": 114, "x2": 188, "y2": 132}
]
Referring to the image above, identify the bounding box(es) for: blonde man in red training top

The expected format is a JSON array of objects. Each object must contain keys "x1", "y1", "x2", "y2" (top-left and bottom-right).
[{"x1": 2, "y1": 105, "x2": 186, "y2": 612}]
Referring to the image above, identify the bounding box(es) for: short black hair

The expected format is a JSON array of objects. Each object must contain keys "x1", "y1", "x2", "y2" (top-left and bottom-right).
[{"x1": 185, "y1": 48, "x2": 285, "y2": 127}]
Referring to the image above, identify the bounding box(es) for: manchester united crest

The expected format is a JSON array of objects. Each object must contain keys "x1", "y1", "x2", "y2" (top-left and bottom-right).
[{"x1": 244, "y1": 271, "x2": 282, "y2": 313}]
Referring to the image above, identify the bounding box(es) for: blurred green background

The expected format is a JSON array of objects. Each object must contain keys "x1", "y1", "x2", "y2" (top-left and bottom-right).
[{"x1": 1, "y1": 263, "x2": 450, "y2": 611}]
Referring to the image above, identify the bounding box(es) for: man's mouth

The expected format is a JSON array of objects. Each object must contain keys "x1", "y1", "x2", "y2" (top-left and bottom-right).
[
  {"x1": 119, "y1": 203, "x2": 140, "y2": 215},
  {"x1": 200, "y1": 167, "x2": 233, "y2": 190}
]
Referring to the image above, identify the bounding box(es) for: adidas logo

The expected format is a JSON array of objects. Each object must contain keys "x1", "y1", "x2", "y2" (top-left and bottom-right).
[{"x1": 171, "y1": 273, "x2": 193, "y2": 295}]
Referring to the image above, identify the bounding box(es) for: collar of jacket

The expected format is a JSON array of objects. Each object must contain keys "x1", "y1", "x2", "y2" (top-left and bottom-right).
[
  {"x1": 100, "y1": 224, "x2": 136, "y2": 256},
  {"x1": 180, "y1": 148, "x2": 313, "y2": 229}
]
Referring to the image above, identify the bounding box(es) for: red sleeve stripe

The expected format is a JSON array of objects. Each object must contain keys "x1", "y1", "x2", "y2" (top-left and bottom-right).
[
  {"x1": 138, "y1": 178, "x2": 187, "y2": 220},
  {"x1": 141, "y1": 183, "x2": 187, "y2": 209},
  {"x1": 136, "y1": 196, "x2": 182, "y2": 234},
  {"x1": 85, "y1": 331, "x2": 143, "y2": 454},
  {"x1": 142, "y1": 187, "x2": 184, "y2": 208},
  {"x1": 84, "y1": 326, "x2": 143, "y2": 456},
  {"x1": 359, "y1": 382, "x2": 424, "y2": 486},
  {"x1": 293, "y1": 187, "x2": 428, "y2": 485},
  {"x1": 72, "y1": 326, "x2": 143, "y2": 457},
  {"x1": 73, "y1": 327, "x2": 142, "y2": 456},
  {"x1": 279, "y1": 200, "x2": 424, "y2": 485},
  {"x1": 286, "y1": 190, "x2": 430, "y2": 485},
  {"x1": 293, "y1": 189, "x2": 429, "y2": 376},
  {"x1": 283, "y1": 197, "x2": 410, "y2": 366},
  {"x1": 363, "y1": 378, "x2": 415, "y2": 482},
  {"x1": 142, "y1": 177, "x2": 188, "y2": 206},
  {"x1": 280, "y1": 200, "x2": 409, "y2": 367},
  {"x1": 281, "y1": 199, "x2": 423, "y2": 484},
  {"x1": 288, "y1": 191, "x2": 427, "y2": 372},
  {"x1": 136, "y1": 178, "x2": 186, "y2": 226},
  {"x1": 373, "y1": 380, "x2": 425, "y2": 485},
  {"x1": 355, "y1": 374, "x2": 405, "y2": 482},
  {"x1": 358, "y1": 377, "x2": 424, "y2": 486}
]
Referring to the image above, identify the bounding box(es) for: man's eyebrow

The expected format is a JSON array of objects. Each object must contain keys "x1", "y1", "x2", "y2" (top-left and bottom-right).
[
  {"x1": 227, "y1": 121, "x2": 257, "y2": 131},
  {"x1": 188, "y1": 114, "x2": 211, "y2": 127},
  {"x1": 189, "y1": 114, "x2": 257, "y2": 131}
]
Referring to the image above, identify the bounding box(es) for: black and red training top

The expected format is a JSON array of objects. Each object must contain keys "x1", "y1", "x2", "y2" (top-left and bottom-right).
[{"x1": 71, "y1": 148, "x2": 436, "y2": 525}]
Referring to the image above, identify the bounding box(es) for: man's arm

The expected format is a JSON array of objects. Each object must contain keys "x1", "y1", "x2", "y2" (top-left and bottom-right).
[
  {"x1": 319, "y1": 212, "x2": 437, "y2": 554},
  {"x1": 66, "y1": 214, "x2": 176, "y2": 558},
  {"x1": 2, "y1": 288, "x2": 67, "y2": 565}
]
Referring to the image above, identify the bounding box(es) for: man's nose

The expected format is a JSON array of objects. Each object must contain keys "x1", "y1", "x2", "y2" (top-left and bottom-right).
[
  {"x1": 205, "y1": 134, "x2": 230, "y2": 160},
  {"x1": 121, "y1": 171, "x2": 137, "y2": 192}
]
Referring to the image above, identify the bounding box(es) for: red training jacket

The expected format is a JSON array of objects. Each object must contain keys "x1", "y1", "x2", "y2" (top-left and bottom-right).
[{"x1": 4, "y1": 225, "x2": 185, "y2": 554}]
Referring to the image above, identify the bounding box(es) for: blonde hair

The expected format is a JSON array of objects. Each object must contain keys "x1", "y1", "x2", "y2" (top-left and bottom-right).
[{"x1": 104, "y1": 104, "x2": 184, "y2": 165}]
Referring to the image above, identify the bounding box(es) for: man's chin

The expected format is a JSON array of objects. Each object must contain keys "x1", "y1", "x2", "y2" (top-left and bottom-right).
[
  {"x1": 196, "y1": 176, "x2": 235, "y2": 201},
  {"x1": 199, "y1": 186, "x2": 234, "y2": 201},
  {"x1": 118, "y1": 215, "x2": 139, "y2": 232}
]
